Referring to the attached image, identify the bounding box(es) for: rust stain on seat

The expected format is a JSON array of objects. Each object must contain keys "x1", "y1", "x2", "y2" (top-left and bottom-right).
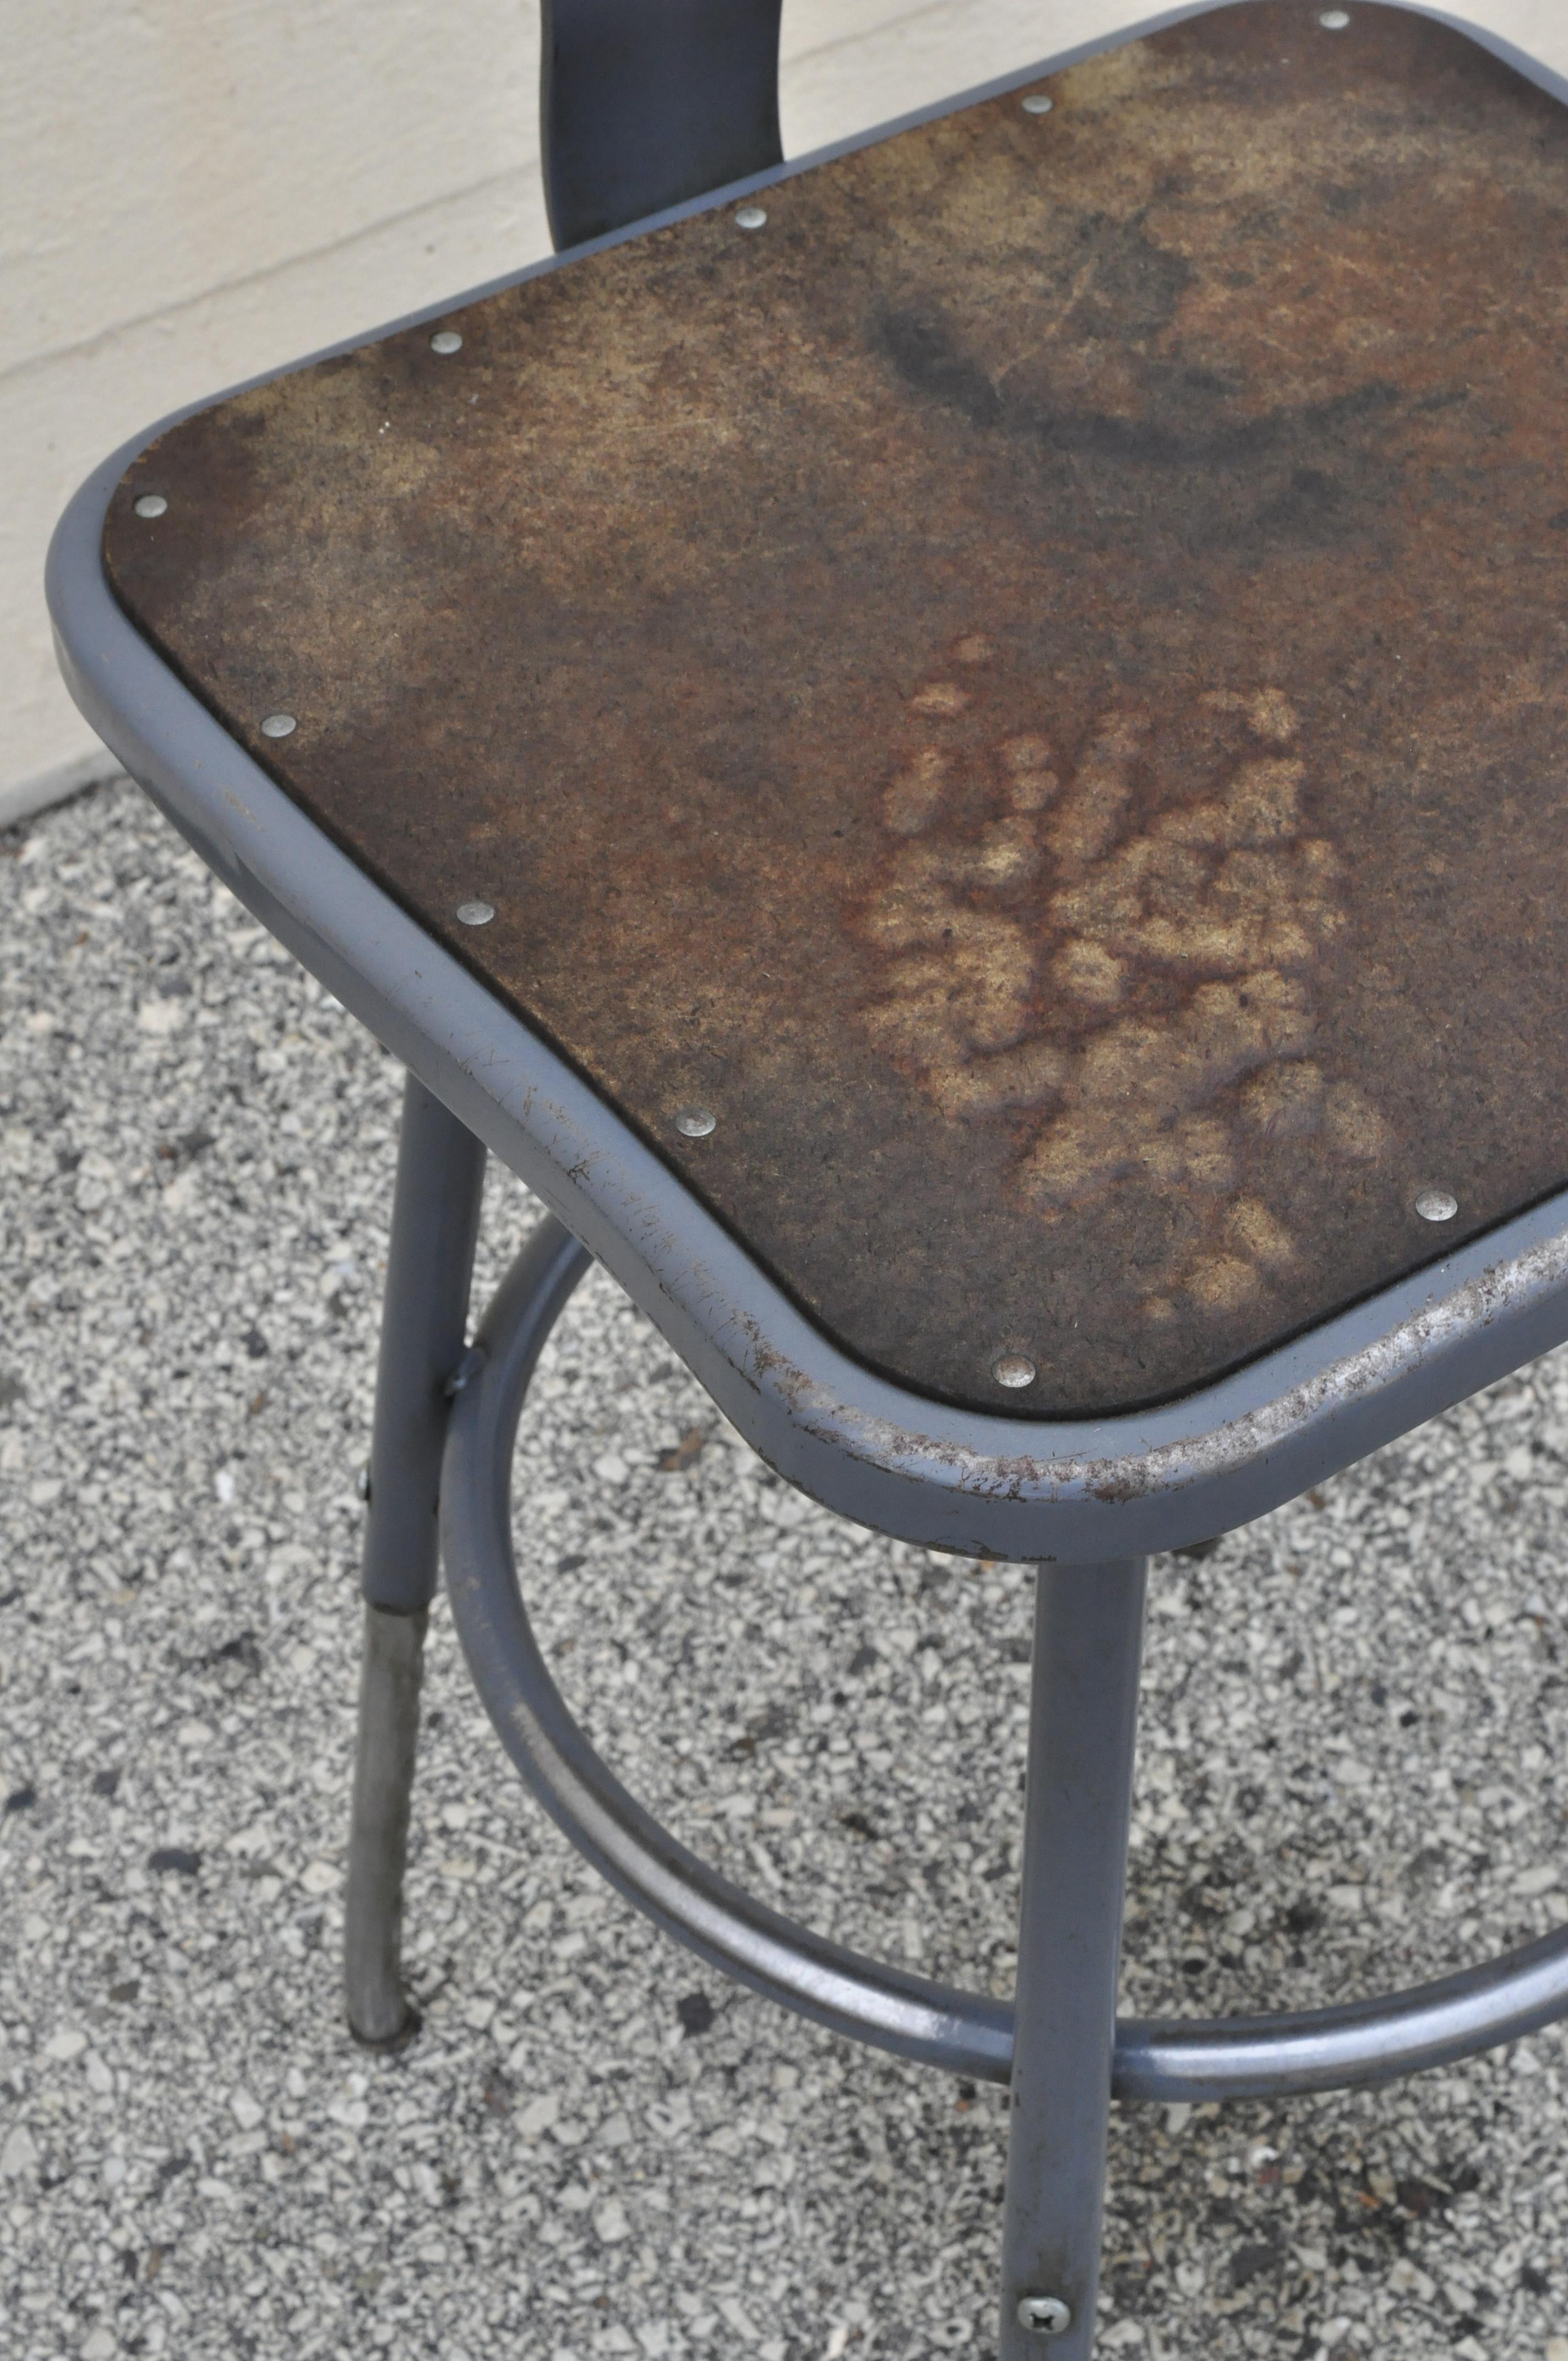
[
  {"x1": 104, "y1": 2, "x2": 1568, "y2": 1415},
  {"x1": 857, "y1": 649, "x2": 1385, "y2": 1325}
]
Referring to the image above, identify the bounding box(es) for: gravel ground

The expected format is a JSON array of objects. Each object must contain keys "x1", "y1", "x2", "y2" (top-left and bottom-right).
[{"x1": 2, "y1": 777, "x2": 1568, "y2": 2361}]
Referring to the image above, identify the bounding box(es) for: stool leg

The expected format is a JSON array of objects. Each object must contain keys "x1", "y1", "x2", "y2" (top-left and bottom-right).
[
  {"x1": 344, "y1": 1073, "x2": 487, "y2": 2044},
  {"x1": 999, "y1": 1559, "x2": 1147, "y2": 2361},
  {"x1": 345, "y1": 1602, "x2": 429, "y2": 2042}
]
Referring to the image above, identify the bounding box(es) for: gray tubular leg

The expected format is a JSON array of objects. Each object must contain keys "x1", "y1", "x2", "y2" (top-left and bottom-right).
[
  {"x1": 360, "y1": 1073, "x2": 488, "y2": 1617},
  {"x1": 345, "y1": 1603, "x2": 429, "y2": 2042},
  {"x1": 344, "y1": 1073, "x2": 487, "y2": 2044},
  {"x1": 999, "y1": 1560, "x2": 1147, "y2": 2361}
]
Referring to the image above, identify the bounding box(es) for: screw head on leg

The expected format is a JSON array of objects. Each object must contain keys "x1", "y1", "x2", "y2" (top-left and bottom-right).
[{"x1": 1017, "y1": 2295, "x2": 1073, "y2": 2337}]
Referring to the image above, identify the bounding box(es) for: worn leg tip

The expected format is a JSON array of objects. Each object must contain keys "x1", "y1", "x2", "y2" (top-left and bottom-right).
[{"x1": 348, "y1": 2001, "x2": 423, "y2": 2053}]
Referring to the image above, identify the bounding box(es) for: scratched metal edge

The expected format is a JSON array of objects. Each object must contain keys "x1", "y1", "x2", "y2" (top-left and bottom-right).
[{"x1": 50, "y1": 409, "x2": 1568, "y2": 1563}]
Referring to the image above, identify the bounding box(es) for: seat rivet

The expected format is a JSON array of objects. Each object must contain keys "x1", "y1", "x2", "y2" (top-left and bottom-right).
[
  {"x1": 993, "y1": 1353, "x2": 1037, "y2": 1390},
  {"x1": 456, "y1": 900, "x2": 495, "y2": 926},
  {"x1": 1017, "y1": 2294, "x2": 1072, "y2": 2336},
  {"x1": 1414, "y1": 1187, "x2": 1458, "y2": 1223},
  {"x1": 133, "y1": 493, "x2": 168, "y2": 519},
  {"x1": 259, "y1": 712, "x2": 297, "y2": 738},
  {"x1": 734, "y1": 204, "x2": 768, "y2": 231},
  {"x1": 674, "y1": 1107, "x2": 717, "y2": 1139},
  {"x1": 1318, "y1": 7, "x2": 1351, "y2": 25},
  {"x1": 1021, "y1": 93, "x2": 1054, "y2": 115},
  {"x1": 431, "y1": 329, "x2": 464, "y2": 354}
]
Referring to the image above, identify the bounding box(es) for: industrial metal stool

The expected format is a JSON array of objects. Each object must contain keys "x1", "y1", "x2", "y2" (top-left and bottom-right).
[{"x1": 48, "y1": 3, "x2": 1568, "y2": 2351}]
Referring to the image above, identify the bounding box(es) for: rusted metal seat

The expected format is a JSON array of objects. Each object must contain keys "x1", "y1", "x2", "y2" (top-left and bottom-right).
[{"x1": 47, "y1": 4, "x2": 1568, "y2": 2354}]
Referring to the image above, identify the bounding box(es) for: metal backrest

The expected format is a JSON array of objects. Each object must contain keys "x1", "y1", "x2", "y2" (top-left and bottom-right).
[{"x1": 542, "y1": 0, "x2": 783, "y2": 248}]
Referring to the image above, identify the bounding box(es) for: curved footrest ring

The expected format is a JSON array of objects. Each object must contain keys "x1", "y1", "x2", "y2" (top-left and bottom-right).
[{"x1": 440, "y1": 1214, "x2": 1568, "y2": 2103}]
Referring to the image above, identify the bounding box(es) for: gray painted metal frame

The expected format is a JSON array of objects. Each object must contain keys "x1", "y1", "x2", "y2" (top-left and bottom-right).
[
  {"x1": 998, "y1": 1561, "x2": 1146, "y2": 2360},
  {"x1": 438, "y1": 1214, "x2": 1568, "y2": 2103},
  {"x1": 360, "y1": 1073, "x2": 488, "y2": 1619},
  {"x1": 51, "y1": 14, "x2": 1568, "y2": 2351},
  {"x1": 540, "y1": 0, "x2": 783, "y2": 247},
  {"x1": 46, "y1": 0, "x2": 1568, "y2": 1571},
  {"x1": 342, "y1": 1071, "x2": 491, "y2": 2046}
]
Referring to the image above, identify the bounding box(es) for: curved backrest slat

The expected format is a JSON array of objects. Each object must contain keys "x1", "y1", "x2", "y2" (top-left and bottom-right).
[{"x1": 541, "y1": 0, "x2": 783, "y2": 249}]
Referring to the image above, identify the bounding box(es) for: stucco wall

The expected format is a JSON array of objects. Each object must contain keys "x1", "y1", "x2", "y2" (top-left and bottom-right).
[{"x1": 7, "y1": 0, "x2": 1565, "y2": 820}]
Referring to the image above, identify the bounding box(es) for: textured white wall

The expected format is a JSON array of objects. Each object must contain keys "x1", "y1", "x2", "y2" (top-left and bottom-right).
[{"x1": 6, "y1": 0, "x2": 1566, "y2": 818}]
